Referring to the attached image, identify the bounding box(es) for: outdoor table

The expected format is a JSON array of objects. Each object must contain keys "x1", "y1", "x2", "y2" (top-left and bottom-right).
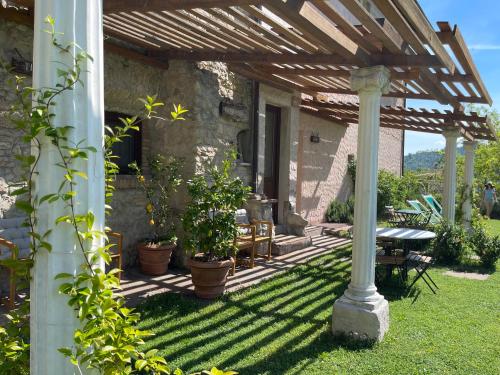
[{"x1": 376, "y1": 227, "x2": 436, "y2": 281}]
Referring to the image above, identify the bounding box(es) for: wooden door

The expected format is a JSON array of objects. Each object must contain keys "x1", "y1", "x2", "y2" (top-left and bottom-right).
[{"x1": 263, "y1": 105, "x2": 281, "y2": 222}]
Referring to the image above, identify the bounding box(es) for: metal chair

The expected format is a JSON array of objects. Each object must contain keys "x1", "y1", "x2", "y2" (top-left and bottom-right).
[{"x1": 406, "y1": 251, "x2": 438, "y2": 294}]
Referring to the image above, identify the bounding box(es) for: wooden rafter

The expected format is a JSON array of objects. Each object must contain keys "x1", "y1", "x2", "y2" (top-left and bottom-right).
[{"x1": 301, "y1": 98, "x2": 496, "y2": 141}]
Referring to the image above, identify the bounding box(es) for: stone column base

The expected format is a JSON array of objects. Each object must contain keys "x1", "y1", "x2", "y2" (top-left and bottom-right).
[{"x1": 332, "y1": 295, "x2": 389, "y2": 342}]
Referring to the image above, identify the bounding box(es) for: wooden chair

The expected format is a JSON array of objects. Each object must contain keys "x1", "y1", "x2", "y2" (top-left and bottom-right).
[
  {"x1": 0, "y1": 237, "x2": 18, "y2": 310},
  {"x1": 106, "y1": 230, "x2": 123, "y2": 281},
  {"x1": 232, "y1": 220, "x2": 273, "y2": 276}
]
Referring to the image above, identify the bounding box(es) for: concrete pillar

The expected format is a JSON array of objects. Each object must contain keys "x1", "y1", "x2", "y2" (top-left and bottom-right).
[
  {"x1": 31, "y1": 1, "x2": 105, "y2": 374},
  {"x1": 332, "y1": 66, "x2": 391, "y2": 342},
  {"x1": 442, "y1": 129, "x2": 460, "y2": 222},
  {"x1": 462, "y1": 140, "x2": 477, "y2": 229}
]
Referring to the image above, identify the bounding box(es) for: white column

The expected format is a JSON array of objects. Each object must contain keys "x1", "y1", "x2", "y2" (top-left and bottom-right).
[
  {"x1": 462, "y1": 140, "x2": 477, "y2": 229},
  {"x1": 332, "y1": 66, "x2": 390, "y2": 342},
  {"x1": 442, "y1": 129, "x2": 460, "y2": 222},
  {"x1": 31, "y1": 1, "x2": 105, "y2": 374}
]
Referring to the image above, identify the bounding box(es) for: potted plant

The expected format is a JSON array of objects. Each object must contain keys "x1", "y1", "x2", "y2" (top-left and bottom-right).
[
  {"x1": 130, "y1": 154, "x2": 183, "y2": 275},
  {"x1": 183, "y1": 150, "x2": 250, "y2": 299}
]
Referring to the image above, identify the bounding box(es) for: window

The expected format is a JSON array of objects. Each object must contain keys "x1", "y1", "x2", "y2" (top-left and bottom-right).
[{"x1": 105, "y1": 111, "x2": 142, "y2": 175}]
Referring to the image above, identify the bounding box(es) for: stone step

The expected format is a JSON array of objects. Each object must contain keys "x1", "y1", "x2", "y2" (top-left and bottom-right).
[
  {"x1": 272, "y1": 235, "x2": 313, "y2": 256},
  {"x1": 305, "y1": 225, "x2": 324, "y2": 237}
]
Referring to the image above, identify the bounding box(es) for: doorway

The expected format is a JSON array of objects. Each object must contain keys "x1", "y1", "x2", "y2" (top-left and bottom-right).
[{"x1": 264, "y1": 105, "x2": 281, "y2": 223}]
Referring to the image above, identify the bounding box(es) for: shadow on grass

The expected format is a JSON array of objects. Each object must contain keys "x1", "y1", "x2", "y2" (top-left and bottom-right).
[{"x1": 135, "y1": 246, "x2": 387, "y2": 374}]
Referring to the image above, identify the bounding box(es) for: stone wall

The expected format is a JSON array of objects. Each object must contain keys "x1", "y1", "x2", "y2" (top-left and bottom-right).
[
  {"x1": 0, "y1": 20, "x2": 253, "y2": 267},
  {"x1": 297, "y1": 111, "x2": 404, "y2": 225}
]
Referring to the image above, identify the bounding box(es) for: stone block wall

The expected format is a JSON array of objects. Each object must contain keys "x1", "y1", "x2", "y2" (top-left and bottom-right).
[
  {"x1": 0, "y1": 20, "x2": 253, "y2": 267},
  {"x1": 297, "y1": 111, "x2": 404, "y2": 225}
]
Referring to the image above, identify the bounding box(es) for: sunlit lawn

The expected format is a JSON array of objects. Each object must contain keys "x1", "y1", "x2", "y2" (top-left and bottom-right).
[
  {"x1": 483, "y1": 219, "x2": 500, "y2": 236},
  {"x1": 137, "y1": 245, "x2": 500, "y2": 375}
]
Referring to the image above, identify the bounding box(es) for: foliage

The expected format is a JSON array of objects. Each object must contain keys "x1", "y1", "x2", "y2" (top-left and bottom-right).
[
  {"x1": 136, "y1": 245, "x2": 500, "y2": 375},
  {"x1": 431, "y1": 221, "x2": 470, "y2": 264},
  {"x1": 469, "y1": 222, "x2": 500, "y2": 269},
  {"x1": 376, "y1": 170, "x2": 424, "y2": 217},
  {"x1": 0, "y1": 16, "x2": 198, "y2": 375},
  {"x1": 0, "y1": 303, "x2": 30, "y2": 375},
  {"x1": 326, "y1": 196, "x2": 354, "y2": 224},
  {"x1": 404, "y1": 149, "x2": 444, "y2": 171},
  {"x1": 130, "y1": 154, "x2": 183, "y2": 245},
  {"x1": 183, "y1": 150, "x2": 251, "y2": 261},
  {"x1": 347, "y1": 157, "x2": 356, "y2": 189}
]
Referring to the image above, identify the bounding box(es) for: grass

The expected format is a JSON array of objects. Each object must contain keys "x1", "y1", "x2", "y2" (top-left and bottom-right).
[
  {"x1": 483, "y1": 219, "x2": 500, "y2": 236},
  {"x1": 137, "y1": 246, "x2": 500, "y2": 375}
]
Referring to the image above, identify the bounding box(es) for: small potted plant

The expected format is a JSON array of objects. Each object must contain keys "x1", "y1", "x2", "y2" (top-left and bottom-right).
[
  {"x1": 183, "y1": 150, "x2": 250, "y2": 299},
  {"x1": 130, "y1": 154, "x2": 183, "y2": 275}
]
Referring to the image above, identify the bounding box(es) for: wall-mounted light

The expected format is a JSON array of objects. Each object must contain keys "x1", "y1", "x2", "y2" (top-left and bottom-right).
[
  {"x1": 310, "y1": 132, "x2": 320, "y2": 143},
  {"x1": 11, "y1": 49, "x2": 32, "y2": 76}
]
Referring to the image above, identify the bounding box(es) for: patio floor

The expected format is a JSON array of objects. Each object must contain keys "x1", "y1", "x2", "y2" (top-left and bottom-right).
[{"x1": 121, "y1": 234, "x2": 352, "y2": 306}]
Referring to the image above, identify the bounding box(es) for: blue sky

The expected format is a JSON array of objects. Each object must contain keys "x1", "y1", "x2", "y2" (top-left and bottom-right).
[{"x1": 404, "y1": 0, "x2": 500, "y2": 155}]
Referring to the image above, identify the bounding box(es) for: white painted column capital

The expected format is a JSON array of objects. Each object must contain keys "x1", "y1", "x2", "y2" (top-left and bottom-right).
[
  {"x1": 350, "y1": 65, "x2": 391, "y2": 94},
  {"x1": 463, "y1": 140, "x2": 478, "y2": 229},
  {"x1": 442, "y1": 128, "x2": 460, "y2": 222}
]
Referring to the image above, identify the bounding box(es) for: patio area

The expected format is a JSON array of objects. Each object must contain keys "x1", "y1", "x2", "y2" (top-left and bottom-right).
[{"x1": 122, "y1": 233, "x2": 352, "y2": 306}]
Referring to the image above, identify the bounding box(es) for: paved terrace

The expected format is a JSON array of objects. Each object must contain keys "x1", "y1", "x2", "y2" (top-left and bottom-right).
[{"x1": 121, "y1": 234, "x2": 351, "y2": 306}]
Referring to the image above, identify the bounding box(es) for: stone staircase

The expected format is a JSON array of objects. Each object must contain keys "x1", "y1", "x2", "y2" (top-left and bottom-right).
[{"x1": 271, "y1": 225, "x2": 326, "y2": 255}]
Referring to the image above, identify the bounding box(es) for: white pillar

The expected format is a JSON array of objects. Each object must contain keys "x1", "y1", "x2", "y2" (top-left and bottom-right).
[
  {"x1": 31, "y1": 1, "x2": 105, "y2": 374},
  {"x1": 442, "y1": 129, "x2": 460, "y2": 222},
  {"x1": 462, "y1": 140, "x2": 477, "y2": 229},
  {"x1": 332, "y1": 66, "x2": 390, "y2": 342}
]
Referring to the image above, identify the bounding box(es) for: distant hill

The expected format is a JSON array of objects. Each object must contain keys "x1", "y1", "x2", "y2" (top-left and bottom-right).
[{"x1": 404, "y1": 147, "x2": 464, "y2": 171}]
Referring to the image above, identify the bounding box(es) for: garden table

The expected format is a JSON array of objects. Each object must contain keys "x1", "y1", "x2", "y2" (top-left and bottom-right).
[{"x1": 376, "y1": 227, "x2": 436, "y2": 281}]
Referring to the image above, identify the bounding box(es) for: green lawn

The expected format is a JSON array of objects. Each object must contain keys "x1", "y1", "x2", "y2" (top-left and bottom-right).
[
  {"x1": 483, "y1": 219, "x2": 500, "y2": 236},
  {"x1": 137, "y1": 246, "x2": 500, "y2": 375}
]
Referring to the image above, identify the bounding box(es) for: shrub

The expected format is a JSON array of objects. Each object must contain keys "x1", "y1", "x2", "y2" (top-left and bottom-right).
[
  {"x1": 183, "y1": 150, "x2": 251, "y2": 261},
  {"x1": 432, "y1": 222, "x2": 469, "y2": 264},
  {"x1": 469, "y1": 223, "x2": 500, "y2": 269},
  {"x1": 326, "y1": 196, "x2": 354, "y2": 224}
]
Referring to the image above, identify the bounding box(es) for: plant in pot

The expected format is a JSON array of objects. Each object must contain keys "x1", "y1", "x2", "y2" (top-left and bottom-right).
[
  {"x1": 130, "y1": 154, "x2": 183, "y2": 275},
  {"x1": 183, "y1": 150, "x2": 251, "y2": 299}
]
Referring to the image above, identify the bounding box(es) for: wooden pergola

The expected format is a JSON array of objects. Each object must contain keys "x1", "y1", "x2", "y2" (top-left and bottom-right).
[{"x1": 3, "y1": 0, "x2": 495, "y2": 140}]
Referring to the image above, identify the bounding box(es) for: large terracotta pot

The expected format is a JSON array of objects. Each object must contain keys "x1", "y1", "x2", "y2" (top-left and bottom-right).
[
  {"x1": 137, "y1": 243, "x2": 175, "y2": 275},
  {"x1": 188, "y1": 256, "x2": 234, "y2": 299}
]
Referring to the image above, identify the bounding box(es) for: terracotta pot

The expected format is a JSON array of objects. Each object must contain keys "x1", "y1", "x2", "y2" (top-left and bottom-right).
[
  {"x1": 137, "y1": 243, "x2": 175, "y2": 275},
  {"x1": 188, "y1": 256, "x2": 234, "y2": 299}
]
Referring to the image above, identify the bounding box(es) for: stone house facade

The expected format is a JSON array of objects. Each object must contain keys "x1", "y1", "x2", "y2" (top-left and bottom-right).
[{"x1": 0, "y1": 17, "x2": 403, "y2": 268}]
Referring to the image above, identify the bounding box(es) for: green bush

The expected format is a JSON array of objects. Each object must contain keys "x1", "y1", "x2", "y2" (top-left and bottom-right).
[
  {"x1": 469, "y1": 223, "x2": 500, "y2": 269},
  {"x1": 432, "y1": 222, "x2": 469, "y2": 264},
  {"x1": 376, "y1": 170, "x2": 424, "y2": 217},
  {"x1": 491, "y1": 202, "x2": 500, "y2": 219},
  {"x1": 326, "y1": 196, "x2": 354, "y2": 224}
]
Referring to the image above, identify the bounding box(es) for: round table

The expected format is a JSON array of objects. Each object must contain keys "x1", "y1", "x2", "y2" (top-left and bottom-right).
[
  {"x1": 376, "y1": 227, "x2": 436, "y2": 281},
  {"x1": 376, "y1": 227, "x2": 436, "y2": 241}
]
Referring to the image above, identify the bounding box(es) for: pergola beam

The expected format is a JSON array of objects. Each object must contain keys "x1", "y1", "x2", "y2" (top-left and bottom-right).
[
  {"x1": 103, "y1": 0, "x2": 259, "y2": 13},
  {"x1": 392, "y1": 0, "x2": 456, "y2": 73},
  {"x1": 157, "y1": 49, "x2": 443, "y2": 67}
]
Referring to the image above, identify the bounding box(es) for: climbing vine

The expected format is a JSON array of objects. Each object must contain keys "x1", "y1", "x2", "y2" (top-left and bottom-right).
[{"x1": 0, "y1": 17, "x2": 231, "y2": 375}]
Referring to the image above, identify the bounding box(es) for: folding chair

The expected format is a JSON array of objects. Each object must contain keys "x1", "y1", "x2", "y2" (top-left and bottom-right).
[
  {"x1": 422, "y1": 195, "x2": 443, "y2": 219},
  {"x1": 407, "y1": 199, "x2": 441, "y2": 225},
  {"x1": 406, "y1": 251, "x2": 439, "y2": 294},
  {"x1": 375, "y1": 249, "x2": 407, "y2": 284}
]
